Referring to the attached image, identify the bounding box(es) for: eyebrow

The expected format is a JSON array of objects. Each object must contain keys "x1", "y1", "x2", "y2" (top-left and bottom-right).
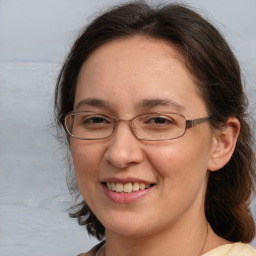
[
  {"x1": 135, "y1": 98, "x2": 185, "y2": 112},
  {"x1": 74, "y1": 97, "x2": 185, "y2": 112},
  {"x1": 74, "y1": 98, "x2": 110, "y2": 110}
]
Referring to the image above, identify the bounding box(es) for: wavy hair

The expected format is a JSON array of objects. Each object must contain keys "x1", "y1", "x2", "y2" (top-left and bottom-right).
[{"x1": 54, "y1": 1, "x2": 256, "y2": 241}]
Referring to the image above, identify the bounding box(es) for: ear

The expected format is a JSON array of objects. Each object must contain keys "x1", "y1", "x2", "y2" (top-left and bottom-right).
[{"x1": 208, "y1": 117, "x2": 240, "y2": 171}]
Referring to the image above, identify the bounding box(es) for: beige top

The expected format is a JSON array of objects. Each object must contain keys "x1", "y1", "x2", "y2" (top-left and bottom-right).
[
  {"x1": 202, "y1": 242, "x2": 256, "y2": 256},
  {"x1": 78, "y1": 242, "x2": 256, "y2": 256}
]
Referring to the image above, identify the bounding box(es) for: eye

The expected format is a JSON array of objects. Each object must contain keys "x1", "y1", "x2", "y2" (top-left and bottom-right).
[
  {"x1": 145, "y1": 116, "x2": 176, "y2": 125},
  {"x1": 81, "y1": 115, "x2": 112, "y2": 124},
  {"x1": 83, "y1": 116, "x2": 109, "y2": 124}
]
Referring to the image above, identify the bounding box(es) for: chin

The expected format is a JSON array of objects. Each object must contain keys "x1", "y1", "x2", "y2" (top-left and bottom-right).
[
  {"x1": 103, "y1": 214, "x2": 152, "y2": 238},
  {"x1": 106, "y1": 225, "x2": 149, "y2": 239}
]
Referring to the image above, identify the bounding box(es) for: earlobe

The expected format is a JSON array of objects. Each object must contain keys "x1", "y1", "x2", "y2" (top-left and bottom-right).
[{"x1": 208, "y1": 118, "x2": 240, "y2": 171}]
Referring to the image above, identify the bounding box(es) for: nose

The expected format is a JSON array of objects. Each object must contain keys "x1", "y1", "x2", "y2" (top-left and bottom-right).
[{"x1": 104, "y1": 121, "x2": 144, "y2": 169}]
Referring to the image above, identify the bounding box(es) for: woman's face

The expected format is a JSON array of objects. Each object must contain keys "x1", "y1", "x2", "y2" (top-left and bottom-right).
[{"x1": 70, "y1": 37, "x2": 217, "y2": 238}]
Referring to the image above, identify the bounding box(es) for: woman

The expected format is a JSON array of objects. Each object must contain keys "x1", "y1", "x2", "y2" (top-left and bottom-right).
[{"x1": 54, "y1": 2, "x2": 256, "y2": 255}]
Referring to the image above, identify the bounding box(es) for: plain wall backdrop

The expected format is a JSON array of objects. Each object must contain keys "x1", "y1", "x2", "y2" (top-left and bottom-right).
[{"x1": 0, "y1": 0, "x2": 255, "y2": 255}]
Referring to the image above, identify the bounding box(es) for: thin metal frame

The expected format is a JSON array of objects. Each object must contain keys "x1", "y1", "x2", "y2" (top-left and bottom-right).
[{"x1": 64, "y1": 111, "x2": 211, "y2": 141}]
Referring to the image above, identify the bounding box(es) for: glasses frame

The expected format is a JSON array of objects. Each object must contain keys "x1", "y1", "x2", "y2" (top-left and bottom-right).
[{"x1": 64, "y1": 111, "x2": 211, "y2": 141}]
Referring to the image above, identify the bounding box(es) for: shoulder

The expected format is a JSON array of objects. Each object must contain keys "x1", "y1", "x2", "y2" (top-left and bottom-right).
[
  {"x1": 203, "y1": 242, "x2": 256, "y2": 256},
  {"x1": 77, "y1": 241, "x2": 105, "y2": 256}
]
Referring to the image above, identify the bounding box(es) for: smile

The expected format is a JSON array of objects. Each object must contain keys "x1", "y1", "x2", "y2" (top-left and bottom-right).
[
  {"x1": 105, "y1": 182, "x2": 153, "y2": 193},
  {"x1": 102, "y1": 181, "x2": 155, "y2": 204}
]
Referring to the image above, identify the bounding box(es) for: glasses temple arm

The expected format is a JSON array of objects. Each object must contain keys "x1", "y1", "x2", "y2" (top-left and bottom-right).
[{"x1": 186, "y1": 117, "x2": 211, "y2": 129}]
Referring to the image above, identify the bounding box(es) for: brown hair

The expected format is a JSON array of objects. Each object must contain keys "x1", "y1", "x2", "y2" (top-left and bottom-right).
[{"x1": 54, "y1": 1, "x2": 256, "y2": 241}]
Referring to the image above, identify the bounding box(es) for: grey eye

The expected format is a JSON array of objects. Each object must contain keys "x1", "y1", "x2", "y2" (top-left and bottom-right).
[
  {"x1": 83, "y1": 116, "x2": 110, "y2": 124},
  {"x1": 145, "y1": 116, "x2": 175, "y2": 125}
]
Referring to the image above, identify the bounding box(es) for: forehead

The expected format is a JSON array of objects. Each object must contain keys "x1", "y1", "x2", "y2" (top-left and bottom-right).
[
  {"x1": 75, "y1": 36, "x2": 206, "y2": 116},
  {"x1": 81, "y1": 36, "x2": 185, "y2": 74}
]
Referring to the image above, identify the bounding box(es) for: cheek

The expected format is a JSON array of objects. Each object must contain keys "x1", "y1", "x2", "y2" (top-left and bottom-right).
[
  {"x1": 70, "y1": 141, "x2": 104, "y2": 188},
  {"x1": 145, "y1": 136, "x2": 212, "y2": 183},
  {"x1": 146, "y1": 139, "x2": 212, "y2": 212}
]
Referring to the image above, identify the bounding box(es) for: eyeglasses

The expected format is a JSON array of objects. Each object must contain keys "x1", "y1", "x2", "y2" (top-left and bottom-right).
[{"x1": 64, "y1": 111, "x2": 211, "y2": 141}]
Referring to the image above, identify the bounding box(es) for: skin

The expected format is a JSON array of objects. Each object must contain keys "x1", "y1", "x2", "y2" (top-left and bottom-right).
[{"x1": 70, "y1": 36, "x2": 239, "y2": 256}]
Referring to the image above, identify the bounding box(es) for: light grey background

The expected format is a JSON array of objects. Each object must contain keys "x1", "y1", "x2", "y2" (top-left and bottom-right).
[{"x1": 0, "y1": 0, "x2": 255, "y2": 255}]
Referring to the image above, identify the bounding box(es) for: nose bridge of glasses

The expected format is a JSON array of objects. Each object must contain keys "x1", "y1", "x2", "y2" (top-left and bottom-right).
[{"x1": 114, "y1": 118, "x2": 136, "y2": 134}]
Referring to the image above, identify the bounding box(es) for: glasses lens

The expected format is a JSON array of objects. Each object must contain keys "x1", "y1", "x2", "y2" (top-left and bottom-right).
[
  {"x1": 132, "y1": 113, "x2": 186, "y2": 140},
  {"x1": 65, "y1": 112, "x2": 114, "y2": 139}
]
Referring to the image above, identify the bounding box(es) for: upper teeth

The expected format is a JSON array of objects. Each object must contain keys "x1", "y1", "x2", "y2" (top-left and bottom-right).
[{"x1": 106, "y1": 182, "x2": 151, "y2": 193}]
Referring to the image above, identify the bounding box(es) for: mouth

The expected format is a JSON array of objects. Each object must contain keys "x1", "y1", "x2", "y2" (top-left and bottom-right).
[{"x1": 102, "y1": 182, "x2": 155, "y2": 193}]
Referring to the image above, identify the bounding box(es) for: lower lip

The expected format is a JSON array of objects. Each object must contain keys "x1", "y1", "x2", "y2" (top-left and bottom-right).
[{"x1": 102, "y1": 184, "x2": 154, "y2": 204}]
